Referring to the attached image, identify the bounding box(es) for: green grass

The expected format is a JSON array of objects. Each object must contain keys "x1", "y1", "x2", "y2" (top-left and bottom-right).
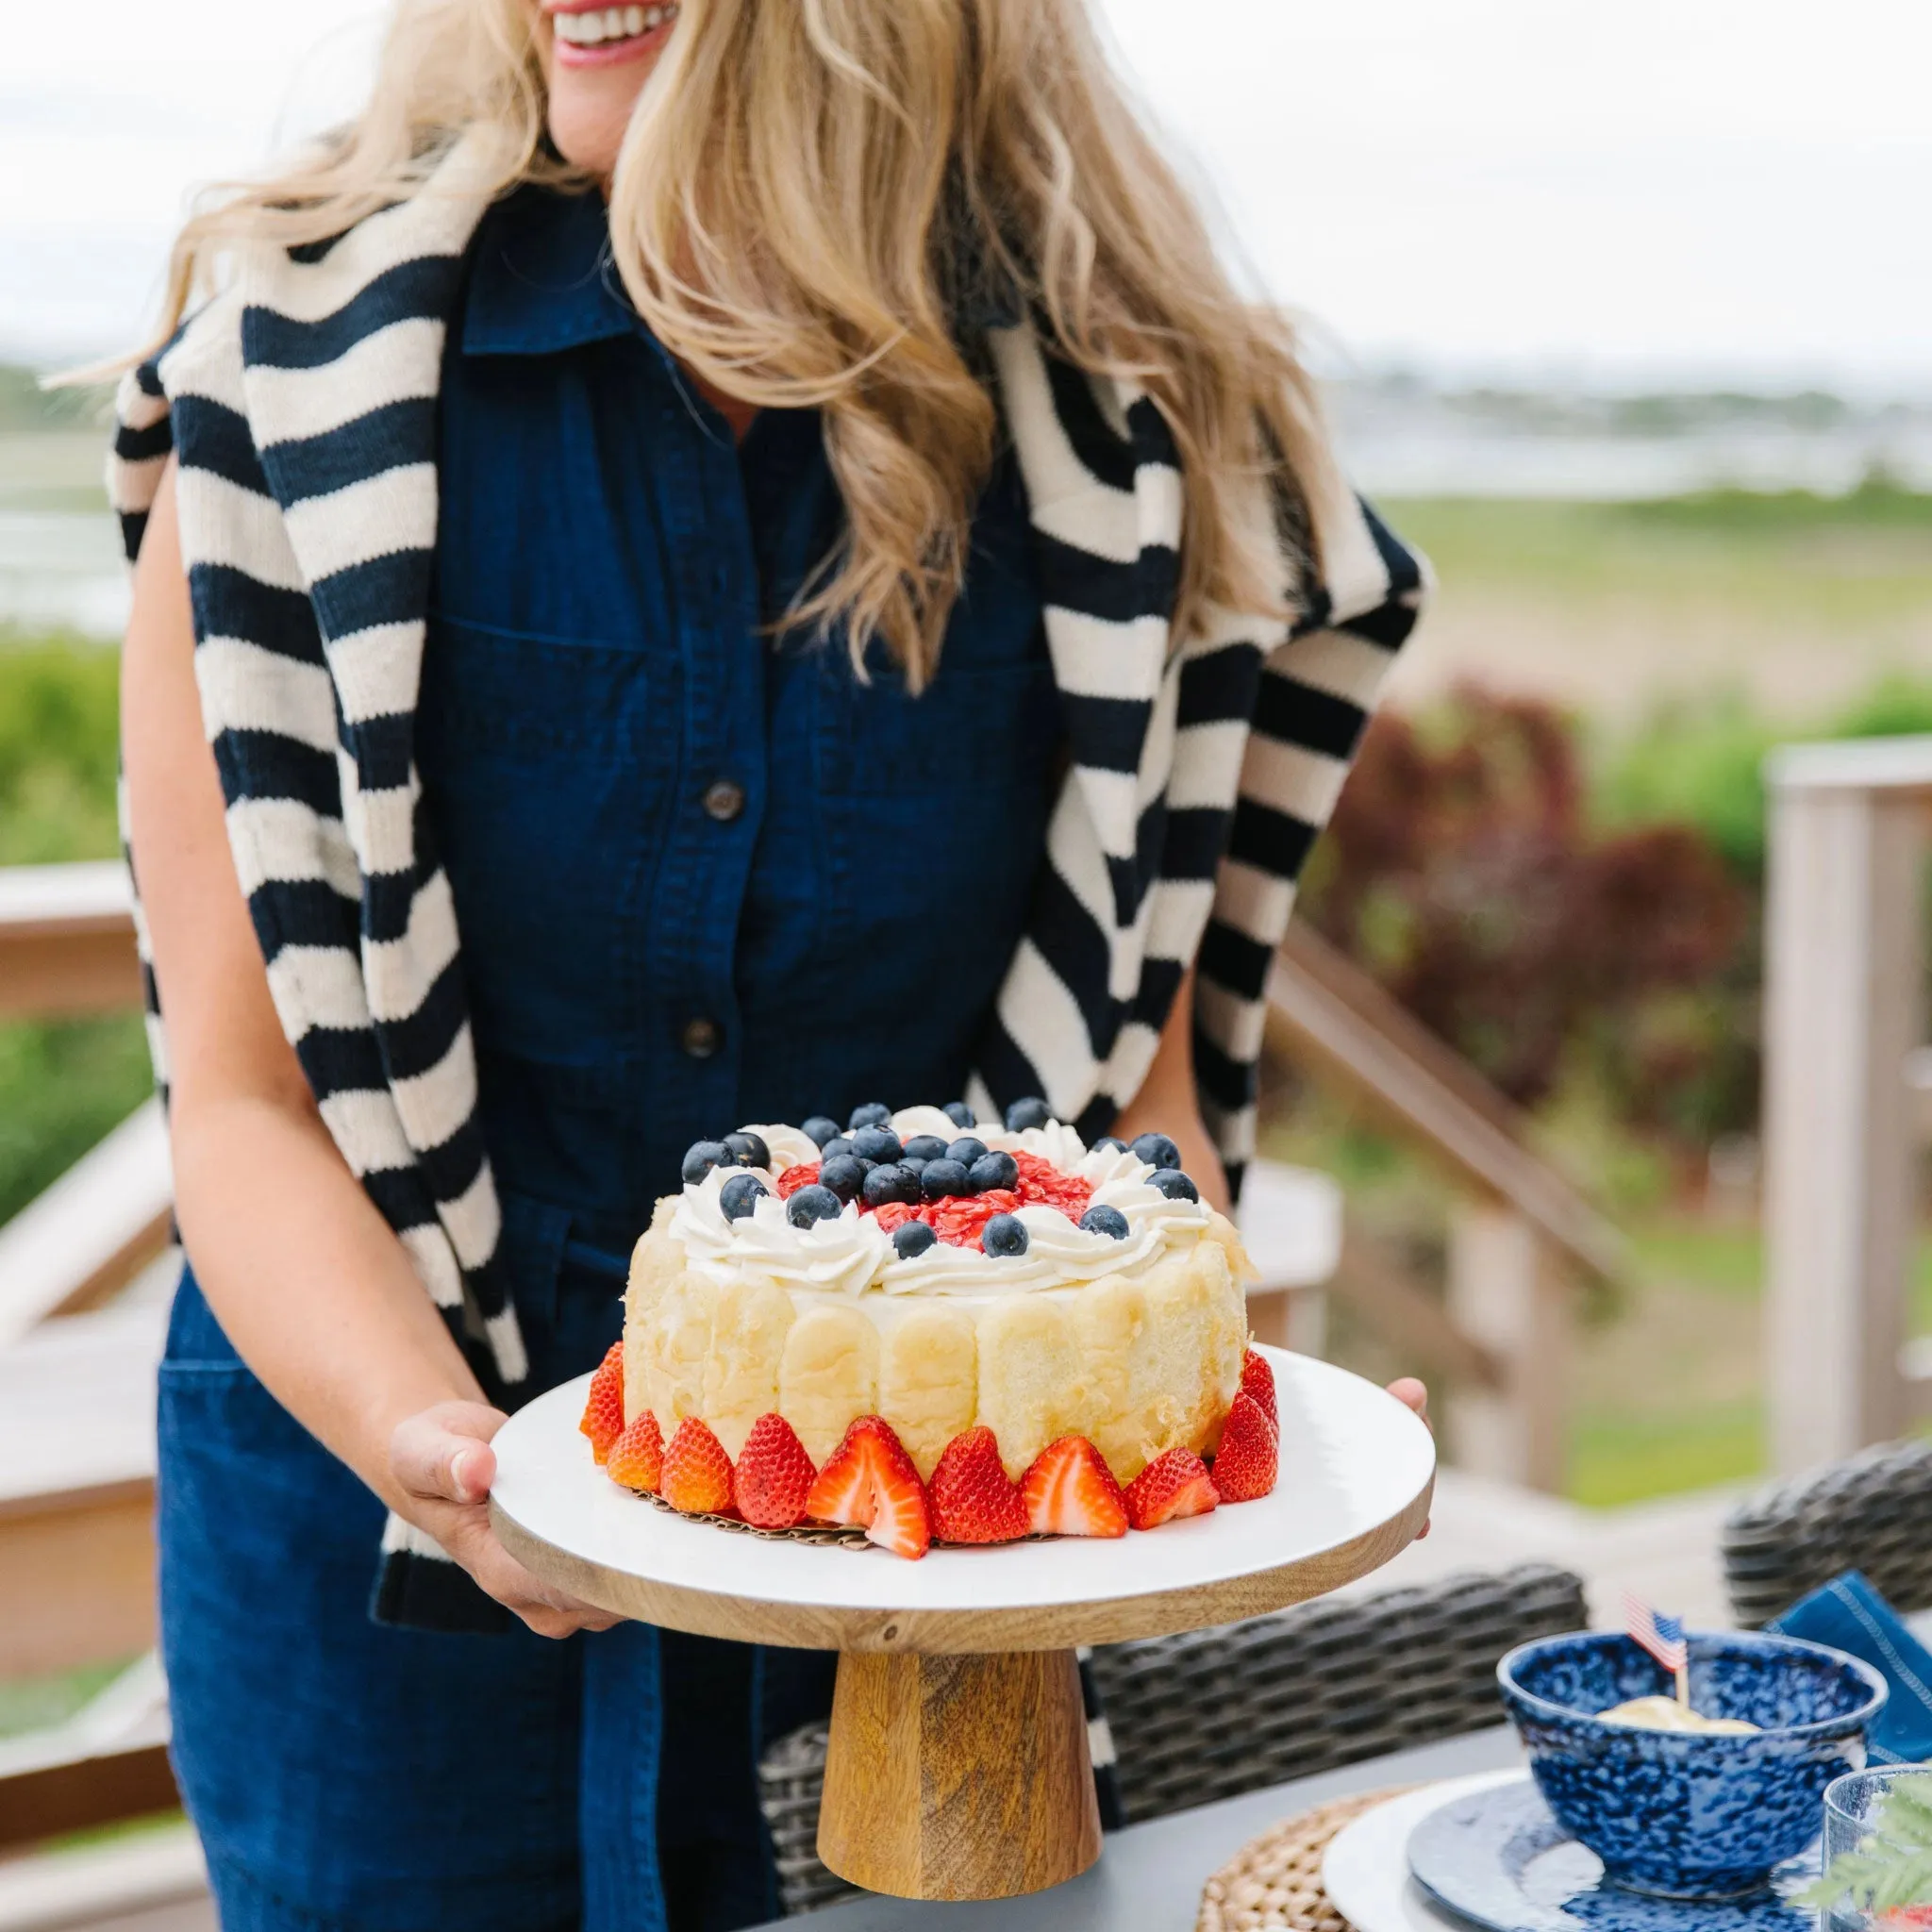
[
  {"x1": 1385, "y1": 486, "x2": 1932, "y2": 631},
  {"x1": 1569, "y1": 1400, "x2": 1767, "y2": 1508},
  {"x1": 0, "y1": 631, "x2": 154, "y2": 1223},
  {"x1": 0, "y1": 631, "x2": 124, "y2": 865},
  {"x1": 0, "y1": 1014, "x2": 156, "y2": 1224},
  {"x1": 0, "y1": 1658, "x2": 132, "y2": 1740}
]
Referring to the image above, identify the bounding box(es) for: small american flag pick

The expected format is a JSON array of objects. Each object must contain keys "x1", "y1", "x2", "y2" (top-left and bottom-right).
[{"x1": 1624, "y1": 1592, "x2": 1690, "y2": 1675}]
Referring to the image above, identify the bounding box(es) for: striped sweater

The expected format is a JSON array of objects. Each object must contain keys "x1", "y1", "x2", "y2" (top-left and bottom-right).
[{"x1": 110, "y1": 130, "x2": 1425, "y2": 1631}]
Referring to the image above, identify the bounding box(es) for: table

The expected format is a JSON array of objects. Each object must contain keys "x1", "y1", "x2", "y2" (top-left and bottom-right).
[{"x1": 758, "y1": 1726, "x2": 1524, "y2": 1930}]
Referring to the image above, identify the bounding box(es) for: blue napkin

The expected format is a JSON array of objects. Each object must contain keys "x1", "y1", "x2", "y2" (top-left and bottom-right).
[{"x1": 1769, "y1": 1570, "x2": 1932, "y2": 1765}]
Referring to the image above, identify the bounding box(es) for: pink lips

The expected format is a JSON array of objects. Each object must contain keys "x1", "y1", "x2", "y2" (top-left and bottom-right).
[{"x1": 548, "y1": 3, "x2": 677, "y2": 71}]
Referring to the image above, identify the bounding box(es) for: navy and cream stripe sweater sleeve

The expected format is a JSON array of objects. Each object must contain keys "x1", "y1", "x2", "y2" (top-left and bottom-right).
[{"x1": 109, "y1": 128, "x2": 1424, "y2": 1632}]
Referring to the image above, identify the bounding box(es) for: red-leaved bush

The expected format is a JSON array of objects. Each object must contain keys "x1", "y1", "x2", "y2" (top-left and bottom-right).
[{"x1": 1298, "y1": 690, "x2": 1757, "y2": 1146}]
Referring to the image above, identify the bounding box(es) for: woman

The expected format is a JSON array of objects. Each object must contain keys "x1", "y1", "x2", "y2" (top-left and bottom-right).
[{"x1": 115, "y1": 2, "x2": 1429, "y2": 1927}]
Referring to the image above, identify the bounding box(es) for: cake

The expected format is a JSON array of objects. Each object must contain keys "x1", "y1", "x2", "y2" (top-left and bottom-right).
[{"x1": 578, "y1": 1098, "x2": 1282, "y2": 1557}]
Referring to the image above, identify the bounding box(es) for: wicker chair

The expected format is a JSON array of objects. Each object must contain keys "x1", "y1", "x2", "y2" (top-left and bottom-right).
[
  {"x1": 757, "y1": 1562, "x2": 1587, "y2": 1916},
  {"x1": 1723, "y1": 1436, "x2": 1932, "y2": 1629}
]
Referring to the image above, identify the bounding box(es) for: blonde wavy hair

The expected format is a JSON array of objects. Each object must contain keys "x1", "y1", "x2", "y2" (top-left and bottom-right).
[{"x1": 150, "y1": 0, "x2": 1342, "y2": 685}]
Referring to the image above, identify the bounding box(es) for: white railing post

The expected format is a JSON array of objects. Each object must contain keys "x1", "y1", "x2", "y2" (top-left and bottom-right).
[
  {"x1": 1764, "y1": 741, "x2": 1932, "y2": 1473},
  {"x1": 1444, "y1": 1202, "x2": 1568, "y2": 1491}
]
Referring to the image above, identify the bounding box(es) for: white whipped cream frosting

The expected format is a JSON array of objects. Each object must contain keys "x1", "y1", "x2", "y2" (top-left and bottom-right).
[{"x1": 667, "y1": 1118, "x2": 1210, "y2": 1297}]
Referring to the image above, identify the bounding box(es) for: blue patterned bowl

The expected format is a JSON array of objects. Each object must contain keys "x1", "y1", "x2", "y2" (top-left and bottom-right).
[{"x1": 1497, "y1": 1630, "x2": 1887, "y2": 1900}]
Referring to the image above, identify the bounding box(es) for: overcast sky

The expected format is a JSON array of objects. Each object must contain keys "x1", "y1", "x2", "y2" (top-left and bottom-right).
[{"x1": 5, "y1": 0, "x2": 1930, "y2": 391}]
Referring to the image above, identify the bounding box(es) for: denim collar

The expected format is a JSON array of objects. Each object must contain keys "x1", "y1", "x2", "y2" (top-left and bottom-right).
[{"x1": 460, "y1": 184, "x2": 637, "y2": 358}]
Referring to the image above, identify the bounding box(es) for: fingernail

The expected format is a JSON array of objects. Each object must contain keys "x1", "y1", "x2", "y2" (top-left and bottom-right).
[{"x1": 450, "y1": 1450, "x2": 475, "y2": 1499}]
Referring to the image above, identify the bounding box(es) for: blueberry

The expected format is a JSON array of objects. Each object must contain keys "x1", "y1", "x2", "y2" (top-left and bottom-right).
[
  {"x1": 981, "y1": 1213, "x2": 1029, "y2": 1257},
  {"x1": 891, "y1": 1220, "x2": 938, "y2": 1259},
  {"x1": 819, "y1": 1154, "x2": 869, "y2": 1201},
  {"x1": 946, "y1": 1136, "x2": 988, "y2": 1169},
  {"x1": 943, "y1": 1100, "x2": 975, "y2": 1129},
  {"x1": 921, "y1": 1158, "x2": 971, "y2": 1200},
  {"x1": 1091, "y1": 1136, "x2": 1126, "y2": 1155},
  {"x1": 1130, "y1": 1132, "x2": 1182, "y2": 1172},
  {"x1": 1151, "y1": 1170, "x2": 1199, "y2": 1203},
  {"x1": 724, "y1": 1130, "x2": 770, "y2": 1171},
  {"x1": 787, "y1": 1185, "x2": 841, "y2": 1227},
  {"x1": 848, "y1": 1101, "x2": 892, "y2": 1131},
  {"x1": 969, "y1": 1150, "x2": 1019, "y2": 1194},
  {"x1": 720, "y1": 1173, "x2": 768, "y2": 1222},
  {"x1": 901, "y1": 1156, "x2": 929, "y2": 1178},
  {"x1": 851, "y1": 1125, "x2": 903, "y2": 1166},
  {"x1": 682, "y1": 1140, "x2": 732, "y2": 1185},
  {"x1": 1004, "y1": 1096, "x2": 1051, "y2": 1132},
  {"x1": 802, "y1": 1116, "x2": 841, "y2": 1149},
  {"x1": 862, "y1": 1163, "x2": 922, "y2": 1208},
  {"x1": 1080, "y1": 1204, "x2": 1130, "y2": 1241},
  {"x1": 902, "y1": 1135, "x2": 949, "y2": 1164},
  {"x1": 821, "y1": 1136, "x2": 856, "y2": 1163}
]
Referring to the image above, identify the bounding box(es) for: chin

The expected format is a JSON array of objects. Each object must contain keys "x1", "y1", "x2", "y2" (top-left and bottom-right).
[{"x1": 539, "y1": 3, "x2": 680, "y2": 175}]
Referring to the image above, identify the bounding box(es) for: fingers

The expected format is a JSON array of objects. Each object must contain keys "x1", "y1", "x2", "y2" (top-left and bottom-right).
[
  {"x1": 1387, "y1": 1377, "x2": 1430, "y2": 1428},
  {"x1": 388, "y1": 1399, "x2": 622, "y2": 1637},
  {"x1": 462, "y1": 1534, "x2": 624, "y2": 1638},
  {"x1": 391, "y1": 1401, "x2": 507, "y2": 1506},
  {"x1": 1386, "y1": 1377, "x2": 1434, "y2": 1539}
]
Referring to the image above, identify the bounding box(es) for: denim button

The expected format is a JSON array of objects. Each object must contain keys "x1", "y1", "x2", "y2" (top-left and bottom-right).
[
  {"x1": 703, "y1": 779, "x2": 745, "y2": 823},
  {"x1": 681, "y1": 1016, "x2": 721, "y2": 1058}
]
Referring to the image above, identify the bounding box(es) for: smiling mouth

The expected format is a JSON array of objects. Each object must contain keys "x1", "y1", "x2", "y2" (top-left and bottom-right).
[{"x1": 552, "y1": 2, "x2": 680, "y2": 57}]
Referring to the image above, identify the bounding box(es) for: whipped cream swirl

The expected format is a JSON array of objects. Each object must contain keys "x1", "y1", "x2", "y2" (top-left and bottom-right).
[{"x1": 672, "y1": 1165, "x2": 891, "y2": 1297}]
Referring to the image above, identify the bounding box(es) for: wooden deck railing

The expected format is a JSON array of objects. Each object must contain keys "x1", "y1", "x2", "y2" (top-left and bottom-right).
[
  {"x1": 1267, "y1": 924, "x2": 1629, "y2": 1492},
  {"x1": 1764, "y1": 736, "x2": 1932, "y2": 1473}
]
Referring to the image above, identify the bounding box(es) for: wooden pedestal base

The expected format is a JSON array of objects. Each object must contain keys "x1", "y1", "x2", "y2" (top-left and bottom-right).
[{"x1": 817, "y1": 1648, "x2": 1103, "y2": 1902}]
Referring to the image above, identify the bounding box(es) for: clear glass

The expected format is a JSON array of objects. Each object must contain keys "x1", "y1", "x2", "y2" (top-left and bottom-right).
[{"x1": 1821, "y1": 1768, "x2": 1932, "y2": 1932}]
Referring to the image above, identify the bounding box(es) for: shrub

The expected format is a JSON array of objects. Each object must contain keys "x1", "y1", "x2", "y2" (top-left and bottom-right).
[
  {"x1": 0, "y1": 632, "x2": 123, "y2": 864},
  {"x1": 1301, "y1": 689, "x2": 1754, "y2": 1143},
  {"x1": 0, "y1": 631, "x2": 152, "y2": 1225}
]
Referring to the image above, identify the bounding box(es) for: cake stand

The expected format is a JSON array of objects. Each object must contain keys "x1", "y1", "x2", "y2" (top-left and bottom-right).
[{"x1": 490, "y1": 1344, "x2": 1435, "y2": 1903}]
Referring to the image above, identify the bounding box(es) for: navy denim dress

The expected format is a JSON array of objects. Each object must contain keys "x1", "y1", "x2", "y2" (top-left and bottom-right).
[
  {"x1": 155, "y1": 184, "x2": 1058, "y2": 1932},
  {"x1": 158, "y1": 184, "x2": 1066, "y2": 1932}
]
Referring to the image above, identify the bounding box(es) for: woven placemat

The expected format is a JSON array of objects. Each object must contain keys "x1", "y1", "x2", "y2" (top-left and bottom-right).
[{"x1": 1196, "y1": 1786, "x2": 1413, "y2": 1932}]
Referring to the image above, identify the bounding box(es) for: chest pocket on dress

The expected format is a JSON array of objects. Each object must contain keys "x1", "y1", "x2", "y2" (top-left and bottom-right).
[
  {"x1": 811, "y1": 651, "x2": 1063, "y2": 981},
  {"x1": 417, "y1": 614, "x2": 686, "y2": 1064},
  {"x1": 817, "y1": 656, "x2": 1061, "y2": 796}
]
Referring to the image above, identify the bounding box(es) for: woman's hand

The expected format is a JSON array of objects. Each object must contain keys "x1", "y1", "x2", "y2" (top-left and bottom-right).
[
  {"x1": 1387, "y1": 1377, "x2": 1433, "y2": 1540},
  {"x1": 390, "y1": 1402, "x2": 624, "y2": 1639}
]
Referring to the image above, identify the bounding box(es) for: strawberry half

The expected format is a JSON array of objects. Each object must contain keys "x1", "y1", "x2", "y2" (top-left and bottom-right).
[
  {"x1": 806, "y1": 1416, "x2": 931, "y2": 1560},
  {"x1": 1124, "y1": 1447, "x2": 1220, "y2": 1530},
  {"x1": 1210, "y1": 1391, "x2": 1278, "y2": 1503},
  {"x1": 606, "y1": 1409, "x2": 664, "y2": 1493},
  {"x1": 578, "y1": 1341, "x2": 625, "y2": 1463},
  {"x1": 1022, "y1": 1436, "x2": 1128, "y2": 1539},
  {"x1": 661, "y1": 1417, "x2": 734, "y2": 1516},
  {"x1": 732, "y1": 1413, "x2": 816, "y2": 1530},
  {"x1": 1239, "y1": 1349, "x2": 1278, "y2": 1430},
  {"x1": 929, "y1": 1426, "x2": 1030, "y2": 1544}
]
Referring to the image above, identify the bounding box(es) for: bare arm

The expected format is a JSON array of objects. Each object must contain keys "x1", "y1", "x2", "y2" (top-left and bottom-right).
[
  {"x1": 1109, "y1": 965, "x2": 1232, "y2": 1214},
  {"x1": 123, "y1": 458, "x2": 613, "y2": 1634}
]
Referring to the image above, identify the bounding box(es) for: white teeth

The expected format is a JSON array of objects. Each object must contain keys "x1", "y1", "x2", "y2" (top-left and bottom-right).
[{"x1": 554, "y1": 0, "x2": 673, "y2": 43}]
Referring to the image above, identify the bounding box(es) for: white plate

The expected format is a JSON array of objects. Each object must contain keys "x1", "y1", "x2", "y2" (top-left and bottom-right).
[
  {"x1": 490, "y1": 1344, "x2": 1435, "y2": 1649},
  {"x1": 1322, "y1": 1774, "x2": 1531, "y2": 1932}
]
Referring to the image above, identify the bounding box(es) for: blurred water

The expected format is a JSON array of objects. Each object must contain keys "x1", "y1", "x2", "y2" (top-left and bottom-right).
[
  {"x1": 0, "y1": 507, "x2": 126, "y2": 640},
  {"x1": 7, "y1": 397, "x2": 1932, "y2": 648}
]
